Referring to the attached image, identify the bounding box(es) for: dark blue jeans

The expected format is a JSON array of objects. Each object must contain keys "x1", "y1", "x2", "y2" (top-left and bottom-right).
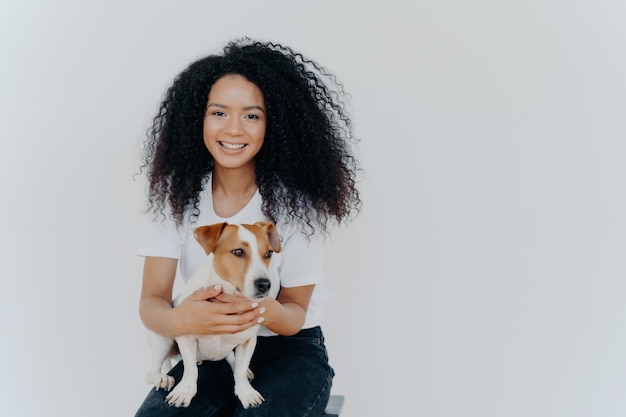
[{"x1": 134, "y1": 326, "x2": 334, "y2": 417}]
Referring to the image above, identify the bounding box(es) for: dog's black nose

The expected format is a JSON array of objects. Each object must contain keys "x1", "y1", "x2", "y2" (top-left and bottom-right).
[{"x1": 255, "y1": 278, "x2": 271, "y2": 294}]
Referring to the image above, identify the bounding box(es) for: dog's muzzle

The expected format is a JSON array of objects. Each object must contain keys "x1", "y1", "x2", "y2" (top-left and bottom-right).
[{"x1": 254, "y1": 277, "x2": 271, "y2": 297}]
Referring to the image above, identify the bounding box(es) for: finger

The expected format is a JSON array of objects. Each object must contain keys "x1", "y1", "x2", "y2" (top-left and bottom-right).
[
  {"x1": 190, "y1": 285, "x2": 223, "y2": 301},
  {"x1": 213, "y1": 293, "x2": 247, "y2": 303},
  {"x1": 205, "y1": 301, "x2": 263, "y2": 321},
  {"x1": 195, "y1": 305, "x2": 265, "y2": 335},
  {"x1": 216, "y1": 300, "x2": 262, "y2": 315},
  {"x1": 226, "y1": 306, "x2": 266, "y2": 324},
  {"x1": 211, "y1": 313, "x2": 266, "y2": 334}
]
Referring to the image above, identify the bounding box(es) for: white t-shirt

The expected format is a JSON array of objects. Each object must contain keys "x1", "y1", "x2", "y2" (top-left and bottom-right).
[{"x1": 138, "y1": 174, "x2": 328, "y2": 336}]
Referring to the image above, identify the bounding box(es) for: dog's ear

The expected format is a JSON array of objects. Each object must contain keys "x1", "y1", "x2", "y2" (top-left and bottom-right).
[
  {"x1": 254, "y1": 221, "x2": 282, "y2": 253},
  {"x1": 194, "y1": 223, "x2": 228, "y2": 254}
]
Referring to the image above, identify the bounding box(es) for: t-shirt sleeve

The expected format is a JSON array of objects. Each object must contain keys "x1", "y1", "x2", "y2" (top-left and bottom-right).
[
  {"x1": 137, "y1": 213, "x2": 183, "y2": 259},
  {"x1": 276, "y1": 225, "x2": 325, "y2": 288}
]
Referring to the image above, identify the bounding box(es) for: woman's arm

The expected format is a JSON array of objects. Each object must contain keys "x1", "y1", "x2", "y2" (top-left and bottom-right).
[
  {"x1": 259, "y1": 284, "x2": 315, "y2": 336},
  {"x1": 139, "y1": 256, "x2": 265, "y2": 337}
]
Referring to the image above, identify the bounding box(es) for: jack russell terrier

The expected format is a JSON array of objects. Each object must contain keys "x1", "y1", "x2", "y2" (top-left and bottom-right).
[{"x1": 144, "y1": 221, "x2": 281, "y2": 409}]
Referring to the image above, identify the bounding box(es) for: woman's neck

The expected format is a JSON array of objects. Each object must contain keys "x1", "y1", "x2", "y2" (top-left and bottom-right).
[
  {"x1": 212, "y1": 165, "x2": 257, "y2": 195},
  {"x1": 211, "y1": 165, "x2": 258, "y2": 218}
]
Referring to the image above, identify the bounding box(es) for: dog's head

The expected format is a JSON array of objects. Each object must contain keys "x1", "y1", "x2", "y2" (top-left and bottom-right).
[{"x1": 193, "y1": 222, "x2": 281, "y2": 300}]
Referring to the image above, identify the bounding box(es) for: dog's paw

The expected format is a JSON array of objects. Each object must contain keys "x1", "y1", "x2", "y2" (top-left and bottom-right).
[
  {"x1": 165, "y1": 383, "x2": 197, "y2": 408},
  {"x1": 145, "y1": 372, "x2": 175, "y2": 391},
  {"x1": 236, "y1": 386, "x2": 265, "y2": 409}
]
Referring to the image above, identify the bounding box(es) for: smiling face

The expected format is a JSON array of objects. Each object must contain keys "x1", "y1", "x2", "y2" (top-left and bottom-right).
[{"x1": 203, "y1": 74, "x2": 266, "y2": 171}]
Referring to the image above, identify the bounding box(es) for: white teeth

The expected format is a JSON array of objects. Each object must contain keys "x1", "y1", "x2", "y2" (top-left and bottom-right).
[{"x1": 220, "y1": 142, "x2": 246, "y2": 150}]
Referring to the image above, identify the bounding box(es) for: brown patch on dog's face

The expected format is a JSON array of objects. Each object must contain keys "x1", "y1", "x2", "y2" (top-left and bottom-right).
[
  {"x1": 211, "y1": 225, "x2": 250, "y2": 293},
  {"x1": 246, "y1": 221, "x2": 282, "y2": 257},
  {"x1": 194, "y1": 223, "x2": 228, "y2": 255},
  {"x1": 195, "y1": 222, "x2": 281, "y2": 296}
]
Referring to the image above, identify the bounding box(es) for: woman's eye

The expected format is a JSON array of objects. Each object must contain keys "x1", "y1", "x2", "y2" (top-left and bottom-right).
[
  {"x1": 232, "y1": 249, "x2": 244, "y2": 257},
  {"x1": 244, "y1": 114, "x2": 259, "y2": 120},
  {"x1": 211, "y1": 111, "x2": 226, "y2": 117}
]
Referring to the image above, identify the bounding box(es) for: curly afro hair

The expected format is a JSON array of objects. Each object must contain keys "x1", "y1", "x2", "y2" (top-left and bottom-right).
[{"x1": 142, "y1": 37, "x2": 361, "y2": 235}]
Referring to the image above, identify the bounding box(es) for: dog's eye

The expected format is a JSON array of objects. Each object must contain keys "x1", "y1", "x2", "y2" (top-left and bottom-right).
[
  {"x1": 264, "y1": 250, "x2": 273, "y2": 259},
  {"x1": 231, "y1": 249, "x2": 245, "y2": 257}
]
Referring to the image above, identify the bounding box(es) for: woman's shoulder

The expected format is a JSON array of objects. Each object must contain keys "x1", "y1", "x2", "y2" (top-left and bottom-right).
[{"x1": 274, "y1": 216, "x2": 327, "y2": 248}]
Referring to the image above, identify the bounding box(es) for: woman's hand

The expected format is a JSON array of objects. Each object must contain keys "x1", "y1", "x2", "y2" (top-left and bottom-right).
[
  {"x1": 139, "y1": 257, "x2": 265, "y2": 337},
  {"x1": 256, "y1": 284, "x2": 315, "y2": 336},
  {"x1": 171, "y1": 285, "x2": 265, "y2": 336}
]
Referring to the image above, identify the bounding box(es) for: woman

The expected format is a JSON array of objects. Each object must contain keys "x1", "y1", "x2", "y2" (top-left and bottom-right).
[{"x1": 135, "y1": 37, "x2": 360, "y2": 417}]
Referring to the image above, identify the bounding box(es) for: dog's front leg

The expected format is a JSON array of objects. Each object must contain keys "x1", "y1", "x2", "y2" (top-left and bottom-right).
[
  {"x1": 226, "y1": 351, "x2": 254, "y2": 381},
  {"x1": 165, "y1": 335, "x2": 198, "y2": 407},
  {"x1": 145, "y1": 331, "x2": 175, "y2": 391},
  {"x1": 233, "y1": 337, "x2": 264, "y2": 409}
]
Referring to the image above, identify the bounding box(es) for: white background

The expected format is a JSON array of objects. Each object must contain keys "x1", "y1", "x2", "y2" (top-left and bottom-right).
[{"x1": 1, "y1": 1, "x2": 626, "y2": 416}]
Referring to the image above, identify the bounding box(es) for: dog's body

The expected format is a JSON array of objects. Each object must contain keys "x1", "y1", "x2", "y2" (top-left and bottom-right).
[{"x1": 144, "y1": 221, "x2": 281, "y2": 409}]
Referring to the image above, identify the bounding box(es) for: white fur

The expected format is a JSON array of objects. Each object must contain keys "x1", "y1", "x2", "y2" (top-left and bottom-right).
[{"x1": 144, "y1": 224, "x2": 279, "y2": 409}]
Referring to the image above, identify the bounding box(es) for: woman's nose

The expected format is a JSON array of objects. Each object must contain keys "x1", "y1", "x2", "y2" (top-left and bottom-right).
[{"x1": 225, "y1": 117, "x2": 244, "y2": 135}]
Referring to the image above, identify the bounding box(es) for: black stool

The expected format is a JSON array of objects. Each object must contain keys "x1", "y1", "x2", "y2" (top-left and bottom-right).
[{"x1": 322, "y1": 395, "x2": 344, "y2": 417}]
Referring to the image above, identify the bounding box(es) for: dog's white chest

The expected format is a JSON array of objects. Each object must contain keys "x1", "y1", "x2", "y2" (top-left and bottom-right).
[{"x1": 194, "y1": 326, "x2": 259, "y2": 361}]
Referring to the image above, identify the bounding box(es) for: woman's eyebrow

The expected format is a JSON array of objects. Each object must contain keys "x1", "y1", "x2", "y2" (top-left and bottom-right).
[
  {"x1": 207, "y1": 103, "x2": 265, "y2": 113},
  {"x1": 244, "y1": 105, "x2": 265, "y2": 113}
]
